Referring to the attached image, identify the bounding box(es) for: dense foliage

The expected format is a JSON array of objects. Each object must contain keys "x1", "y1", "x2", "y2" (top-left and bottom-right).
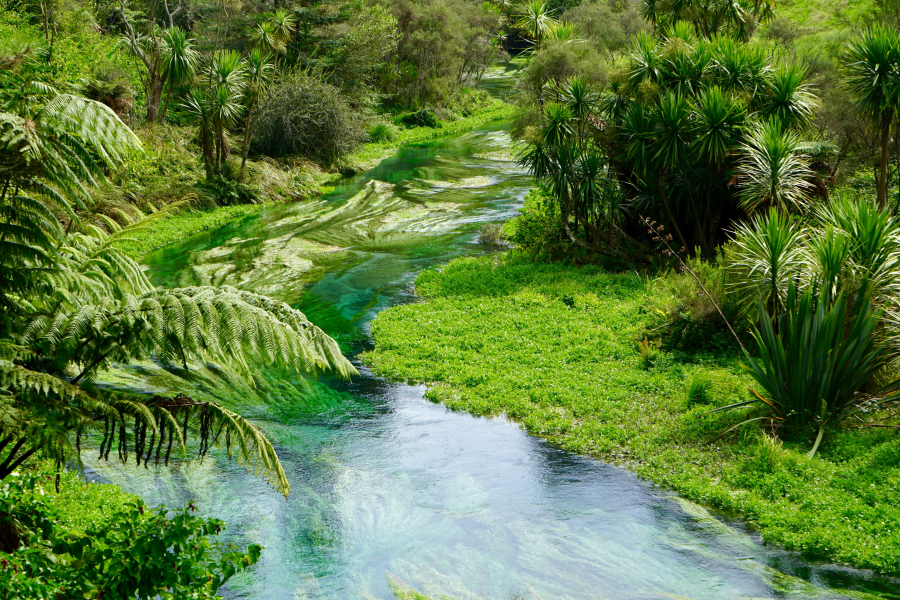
[
  {"x1": 6, "y1": 0, "x2": 900, "y2": 591},
  {"x1": 1, "y1": 471, "x2": 259, "y2": 599},
  {"x1": 364, "y1": 253, "x2": 900, "y2": 574},
  {"x1": 253, "y1": 69, "x2": 366, "y2": 163},
  {"x1": 0, "y1": 19, "x2": 355, "y2": 596}
]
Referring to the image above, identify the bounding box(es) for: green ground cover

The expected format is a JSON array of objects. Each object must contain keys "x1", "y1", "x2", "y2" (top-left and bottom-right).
[
  {"x1": 362, "y1": 253, "x2": 900, "y2": 574},
  {"x1": 344, "y1": 101, "x2": 516, "y2": 171}
]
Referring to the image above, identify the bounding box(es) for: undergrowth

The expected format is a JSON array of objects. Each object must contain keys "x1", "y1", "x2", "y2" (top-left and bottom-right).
[{"x1": 362, "y1": 253, "x2": 900, "y2": 574}]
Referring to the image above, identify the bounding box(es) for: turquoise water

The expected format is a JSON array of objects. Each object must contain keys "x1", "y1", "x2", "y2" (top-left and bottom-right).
[{"x1": 90, "y1": 118, "x2": 899, "y2": 599}]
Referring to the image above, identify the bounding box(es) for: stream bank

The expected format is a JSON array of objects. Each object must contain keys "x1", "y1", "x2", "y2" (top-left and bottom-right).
[
  {"x1": 363, "y1": 252, "x2": 900, "y2": 582},
  {"x1": 120, "y1": 100, "x2": 515, "y2": 260}
]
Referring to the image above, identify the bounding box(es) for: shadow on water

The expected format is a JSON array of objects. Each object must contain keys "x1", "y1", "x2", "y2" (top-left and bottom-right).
[{"x1": 89, "y1": 120, "x2": 900, "y2": 599}]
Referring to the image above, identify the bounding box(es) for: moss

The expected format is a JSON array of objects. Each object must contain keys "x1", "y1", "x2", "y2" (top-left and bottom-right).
[{"x1": 362, "y1": 253, "x2": 900, "y2": 574}]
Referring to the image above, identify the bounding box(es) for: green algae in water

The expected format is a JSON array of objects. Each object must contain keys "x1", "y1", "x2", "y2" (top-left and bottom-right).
[{"x1": 92, "y1": 127, "x2": 898, "y2": 600}]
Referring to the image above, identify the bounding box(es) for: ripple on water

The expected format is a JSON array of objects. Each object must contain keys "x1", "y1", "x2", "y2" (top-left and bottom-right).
[{"x1": 96, "y1": 127, "x2": 896, "y2": 600}]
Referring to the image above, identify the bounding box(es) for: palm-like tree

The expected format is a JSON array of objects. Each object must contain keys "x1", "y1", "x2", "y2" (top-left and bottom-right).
[
  {"x1": 0, "y1": 91, "x2": 355, "y2": 497},
  {"x1": 691, "y1": 86, "x2": 744, "y2": 166},
  {"x1": 184, "y1": 50, "x2": 247, "y2": 177},
  {"x1": 729, "y1": 207, "x2": 807, "y2": 315},
  {"x1": 250, "y1": 21, "x2": 286, "y2": 57},
  {"x1": 519, "y1": 99, "x2": 646, "y2": 258},
  {"x1": 160, "y1": 27, "x2": 200, "y2": 122},
  {"x1": 760, "y1": 65, "x2": 817, "y2": 132},
  {"x1": 738, "y1": 118, "x2": 814, "y2": 214},
  {"x1": 544, "y1": 21, "x2": 582, "y2": 44},
  {"x1": 252, "y1": 9, "x2": 296, "y2": 76},
  {"x1": 240, "y1": 49, "x2": 275, "y2": 178},
  {"x1": 513, "y1": 0, "x2": 558, "y2": 50},
  {"x1": 270, "y1": 9, "x2": 297, "y2": 47},
  {"x1": 843, "y1": 26, "x2": 900, "y2": 210},
  {"x1": 184, "y1": 83, "x2": 245, "y2": 177}
]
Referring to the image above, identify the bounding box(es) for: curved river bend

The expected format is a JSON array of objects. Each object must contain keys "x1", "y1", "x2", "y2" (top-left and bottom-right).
[{"x1": 91, "y1": 98, "x2": 895, "y2": 599}]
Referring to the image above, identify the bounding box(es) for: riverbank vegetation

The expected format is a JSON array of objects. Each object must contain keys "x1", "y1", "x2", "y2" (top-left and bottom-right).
[
  {"x1": 363, "y1": 0, "x2": 900, "y2": 582},
  {"x1": 5, "y1": 0, "x2": 900, "y2": 594},
  {"x1": 364, "y1": 253, "x2": 900, "y2": 573}
]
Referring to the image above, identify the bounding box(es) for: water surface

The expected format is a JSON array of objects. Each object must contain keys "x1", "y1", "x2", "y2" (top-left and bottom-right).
[{"x1": 92, "y1": 118, "x2": 897, "y2": 599}]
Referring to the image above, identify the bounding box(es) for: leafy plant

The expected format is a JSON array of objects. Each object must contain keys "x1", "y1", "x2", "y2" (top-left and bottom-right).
[
  {"x1": 0, "y1": 83, "x2": 355, "y2": 499},
  {"x1": 686, "y1": 373, "x2": 714, "y2": 405},
  {"x1": 737, "y1": 118, "x2": 814, "y2": 214},
  {"x1": 728, "y1": 207, "x2": 806, "y2": 316},
  {"x1": 0, "y1": 472, "x2": 260, "y2": 599},
  {"x1": 368, "y1": 122, "x2": 397, "y2": 143},
  {"x1": 715, "y1": 283, "x2": 898, "y2": 456},
  {"x1": 637, "y1": 336, "x2": 661, "y2": 369},
  {"x1": 843, "y1": 25, "x2": 900, "y2": 209},
  {"x1": 514, "y1": 0, "x2": 559, "y2": 50}
]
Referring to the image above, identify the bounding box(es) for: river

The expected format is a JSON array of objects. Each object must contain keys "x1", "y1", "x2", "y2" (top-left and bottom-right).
[{"x1": 89, "y1": 68, "x2": 897, "y2": 600}]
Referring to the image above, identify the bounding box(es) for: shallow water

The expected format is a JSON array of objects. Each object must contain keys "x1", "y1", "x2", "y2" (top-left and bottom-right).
[{"x1": 93, "y1": 112, "x2": 898, "y2": 599}]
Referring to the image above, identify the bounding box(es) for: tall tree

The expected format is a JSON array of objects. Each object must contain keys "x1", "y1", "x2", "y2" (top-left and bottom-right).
[
  {"x1": 159, "y1": 26, "x2": 200, "y2": 123},
  {"x1": 117, "y1": 0, "x2": 186, "y2": 122},
  {"x1": 844, "y1": 26, "x2": 900, "y2": 210},
  {"x1": 239, "y1": 49, "x2": 275, "y2": 178}
]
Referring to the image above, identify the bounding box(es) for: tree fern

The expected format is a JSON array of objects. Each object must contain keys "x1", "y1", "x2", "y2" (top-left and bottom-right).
[{"x1": 0, "y1": 87, "x2": 355, "y2": 497}]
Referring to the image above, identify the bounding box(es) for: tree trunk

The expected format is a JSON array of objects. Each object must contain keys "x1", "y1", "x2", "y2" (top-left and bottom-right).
[
  {"x1": 160, "y1": 80, "x2": 174, "y2": 123},
  {"x1": 656, "y1": 180, "x2": 690, "y2": 256},
  {"x1": 240, "y1": 98, "x2": 257, "y2": 179},
  {"x1": 146, "y1": 70, "x2": 165, "y2": 123},
  {"x1": 878, "y1": 115, "x2": 892, "y2": 210}
]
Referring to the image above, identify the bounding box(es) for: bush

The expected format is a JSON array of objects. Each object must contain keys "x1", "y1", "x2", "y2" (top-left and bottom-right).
[
  {"x1": 477, "y1": 223, "x2": 507, "y2": 247},
  {"x1": 686, "y1": 373, "x2": 714, "y2": 405},
  {"x1": 399, "y1": 108, "x2": 439, "y2": 128},
  {"x1": 368, "y1": 122, "x2": 398, "y2": 142},
  {"x1": 0, "y1": 471, "x2": 260, "y2": 599},
  {"x1": 735, "y1": 284, "x2": 894, "y2": 453},
  {"x1": 446, "y1": 87, "x2": 492, "y2": 118},
  {"x1": 253, "y1": 70, "x2": 366, "y2": 164},
  {"x1": 198, "y1": 173, "x2": 260, "y2": 206},
  {"x1": 505, "y1": 189, "x2": 581, "y2": 262}
]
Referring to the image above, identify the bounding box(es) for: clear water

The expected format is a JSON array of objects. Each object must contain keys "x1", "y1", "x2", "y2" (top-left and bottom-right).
[{"x1": 90, "y1": 95, "x2": 898, "y2": 599}]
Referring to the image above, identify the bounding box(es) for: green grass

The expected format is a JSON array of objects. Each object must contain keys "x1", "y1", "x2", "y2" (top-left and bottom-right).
[
  {"x1": 19, "y1": 464, "x2": 142, "y2": 535},
  {"x1": 362, "y1": 253, "x2": 900, "y2": 575},
  {"x1": 345, "y1": 101, "x2": 516, "y2": 171},
  {"x1": 117, "y1": 203, "x2": 274, "y2": 258}
]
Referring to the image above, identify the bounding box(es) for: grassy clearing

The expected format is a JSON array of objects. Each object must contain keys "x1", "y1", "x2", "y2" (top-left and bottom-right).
[{"x1": 362, "y1": 253, "x2": 900, "y2": 574}]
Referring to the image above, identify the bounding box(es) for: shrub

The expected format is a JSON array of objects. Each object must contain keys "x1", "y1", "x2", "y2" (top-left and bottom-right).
[
  {"x1": 657, "y1": 253, "x2": 743, "y2": 350},
  {"x1": 399, "y1": 108, "x2": 439, "y2": 128},
  {"x1": 368, "y1": 122, "x2": 398, "y2": 142},
  {"x1": 0, "y1": 472, "x2": 260, "y2": 599},
  {"x1": 637, "y1": 337, "x2": 661, "y2": 369},
  {"x1": 718, "y1": 283, "x2": 898, "y2": 455},
  {"x1": 506, "y1": 189, "x2": 582, "y2": 262},
  {"x1": 477, "y1": 223, "x2": 507, "y2": 247},
  {"x1": 446, "y1": 87, "x2": 491, "y2": 118},
  {"x1": 253, "y1": 70, "x2": 366, "y2": 164},
  {"x1": 198, "y1": 173, "x2": 260, "y2": 206},
  {"x1": 686, "y1": 373, "x2": 714, "y2": 405}
]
